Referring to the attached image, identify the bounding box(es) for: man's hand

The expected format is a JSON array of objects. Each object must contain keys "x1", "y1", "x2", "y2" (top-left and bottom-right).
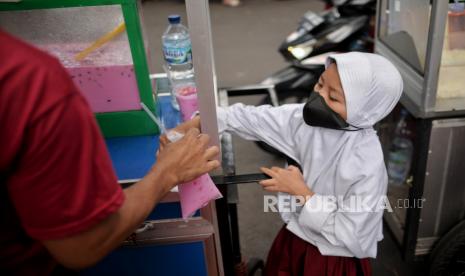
[
  {"x1": 259, "y1": 166, "x2": 314, "y2": 200},
  {"x1": 43, "y1": 127, "x2": 219, "y2": 270},
  {"x1": 154, "y1": 128, "x2": 219, "y2": 192},
  {"x1": 159, "y1": 116, "x2": 201, "y2": 151}
]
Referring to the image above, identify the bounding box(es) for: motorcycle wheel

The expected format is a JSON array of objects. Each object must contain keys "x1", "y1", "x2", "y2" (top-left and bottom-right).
[{"x1": 429, "y1": 220, "x2": 465, "y2": 276}]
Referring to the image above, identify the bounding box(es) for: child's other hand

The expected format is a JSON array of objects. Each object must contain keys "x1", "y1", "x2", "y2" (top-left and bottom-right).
[{"x1": 259, "y1": 166, "x2": 314, "y2": 199}]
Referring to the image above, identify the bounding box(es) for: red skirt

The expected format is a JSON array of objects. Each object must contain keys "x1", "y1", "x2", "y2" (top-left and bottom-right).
[{"x1": 265, "y1": 226, "x2": 372, "y2": 276}]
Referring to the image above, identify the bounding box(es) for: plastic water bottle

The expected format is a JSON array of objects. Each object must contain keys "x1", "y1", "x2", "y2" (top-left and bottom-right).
[
  {"x1": 387, "y1": 109, "x2": 413, "y2": 186},
  {"x1": 162, "y1": 15, "x2": 195, "y2": 110}
]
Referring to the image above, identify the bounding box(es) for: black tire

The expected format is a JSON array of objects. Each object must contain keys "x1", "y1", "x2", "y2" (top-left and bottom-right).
[{"x1": 429, "y1": 220, "x2": 465, "y2": 276}]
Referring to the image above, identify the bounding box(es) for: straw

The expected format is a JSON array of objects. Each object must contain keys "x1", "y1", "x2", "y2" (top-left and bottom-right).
[
  {"x1": 140, "y1": 102, "x2": 167, "y2": 134},
  {"x1": 140, "y1": 102, "x2": 185, "y2": 142},
  {"x1": 74, "y1": 22, "x2": 126, "y2": 61}
]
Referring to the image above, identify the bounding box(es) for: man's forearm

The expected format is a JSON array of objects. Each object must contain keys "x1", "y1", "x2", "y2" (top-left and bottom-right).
[
  {"x1": 88, "y1": 167, "x2": 174, "y2": 259},
  {"x1": 43, "y1": 166, "x2": 175, "y2": 269}
]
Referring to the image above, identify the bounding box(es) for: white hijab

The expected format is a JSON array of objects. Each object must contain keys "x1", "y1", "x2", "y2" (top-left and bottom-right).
[
  {"x1": 295, "y1": 52, "x2": 403, "y2": 196},
  {"x1": 326, "y1": 52, "x2": 403, "y2": 128},
  {"x1": 296, "y1": 52, "x2": 403, "y2": 186}
]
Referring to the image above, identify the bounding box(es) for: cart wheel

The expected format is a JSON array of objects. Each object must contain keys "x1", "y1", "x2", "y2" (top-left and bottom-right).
[{"x1": 429, "y1": 220, "x2": 465, "y2": 276}]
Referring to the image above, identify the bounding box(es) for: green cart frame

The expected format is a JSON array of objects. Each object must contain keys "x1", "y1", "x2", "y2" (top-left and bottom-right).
[{"x1": 0, "y1": 0, "x2": 158, "y2": 137}]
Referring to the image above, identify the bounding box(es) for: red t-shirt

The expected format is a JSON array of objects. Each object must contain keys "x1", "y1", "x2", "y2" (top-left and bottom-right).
[{"x1": 0, "y1": 30, "x2": 125, "y2": 275}]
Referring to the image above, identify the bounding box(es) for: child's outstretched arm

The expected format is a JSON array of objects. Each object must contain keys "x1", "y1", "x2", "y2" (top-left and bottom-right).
[
  {"x1": 160, "y1": 104, "x2": 303, "y2": 162},
  {"x1": 217, "y1": 103, "x2": 303, "y2": 163}
]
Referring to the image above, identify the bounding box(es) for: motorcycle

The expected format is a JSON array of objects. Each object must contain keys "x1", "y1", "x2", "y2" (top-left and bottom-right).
[
  {"x1": 260, "y1": 0, "x2": 376, "y2": 107},
  {"x1": 279, "y1": 0, "x2": 375, "y2": 63},
  {"x1": 254, "y1": 0, "x2": 376, "y2": 155}
]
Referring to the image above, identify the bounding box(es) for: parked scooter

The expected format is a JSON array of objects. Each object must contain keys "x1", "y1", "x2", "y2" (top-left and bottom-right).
[
  {"x1": 255, "y1": 0, "x2": 375, "y2": 155},
  {"x1": 279, "y1": 0, "x2": 375, "y2": 63},
  {"x1": 261, "y1": 0, "x2": 376, "y2": 107}
]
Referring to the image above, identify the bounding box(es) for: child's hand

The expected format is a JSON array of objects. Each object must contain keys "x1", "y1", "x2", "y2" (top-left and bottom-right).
[{"x1": 259, "y1": 166, "x2": 314, "y2": 199}]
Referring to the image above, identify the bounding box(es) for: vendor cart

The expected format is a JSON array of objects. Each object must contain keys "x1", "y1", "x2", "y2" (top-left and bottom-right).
[
  {"x1": 0, "y1": 0, "x2": 225, "y2": 275},
  {"x1": 0, "y1": 1, "x2": 268, "y2": 275}
]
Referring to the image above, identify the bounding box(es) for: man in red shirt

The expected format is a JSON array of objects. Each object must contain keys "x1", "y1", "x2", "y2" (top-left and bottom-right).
[{"x1": 0, "y1": 30, "x2": 220, "y2": 275}]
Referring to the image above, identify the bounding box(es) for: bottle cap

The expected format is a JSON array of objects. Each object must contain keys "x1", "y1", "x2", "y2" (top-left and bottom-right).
[{"x1": 168, "y1": 15, "x2": 181, "y2": 24}]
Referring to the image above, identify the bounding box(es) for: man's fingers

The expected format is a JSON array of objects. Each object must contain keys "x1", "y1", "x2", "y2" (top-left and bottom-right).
[
  {"x1": 197, "y1": 133, "x2": 210, "y2": 147},
  {"x1": 159, "y1": 143, "x2": 166, "y2": 152},
  {"x1": 185, "y1": 128, "x2": 201, "y2": 138},
  {"x1": 205, "y1": 160, "x2": 220, "y2": 172},
  {"x1": 197, "y1": 160, "x2": 220, "y2": 176},
  {"x1": 204, "y1": 146, "x2": 220, "y2": 160},
  {"x1": 159, "y1": 135, "x2": 169, "y2": 149},
  {"x1": 271, "y1": 166, "x2": 283, "y2": 173}
]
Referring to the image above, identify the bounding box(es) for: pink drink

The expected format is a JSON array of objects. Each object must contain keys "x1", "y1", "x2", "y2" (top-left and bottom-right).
[
  {"x1": 67, "y1": 65, "x2": 140, "y2": 113},
  {"x1": 39, "y1": 42, "x2": 141, "y2": 113},
  {"x1": 166, "y1": 131, "x2": 223, "y2": 219},
  {"x1": 174, "y1": 83, "x2": 198, "y2": 122},
  {"x1": 178, "y1": 174, "x2": 223, "y2": 219}
]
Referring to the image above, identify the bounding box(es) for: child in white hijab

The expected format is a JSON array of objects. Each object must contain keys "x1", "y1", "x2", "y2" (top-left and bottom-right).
[{"x1": 161, "y1": 52, "x2": 403, "y2": 276}]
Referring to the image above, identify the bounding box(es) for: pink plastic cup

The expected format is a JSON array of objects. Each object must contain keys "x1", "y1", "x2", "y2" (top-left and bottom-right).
[{"x1": 174, "y1": 83, "x2": 198, "y2": 122}]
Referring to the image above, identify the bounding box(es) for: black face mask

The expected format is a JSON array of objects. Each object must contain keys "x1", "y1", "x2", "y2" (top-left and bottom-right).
[{"x1": 303, "y1": 92, "x2": 352, "y2": 130}]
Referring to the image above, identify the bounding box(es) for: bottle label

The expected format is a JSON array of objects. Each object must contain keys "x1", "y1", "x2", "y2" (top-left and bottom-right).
[{"x1": 163, "y1": 44, "x2": 192, "y2": 65}]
